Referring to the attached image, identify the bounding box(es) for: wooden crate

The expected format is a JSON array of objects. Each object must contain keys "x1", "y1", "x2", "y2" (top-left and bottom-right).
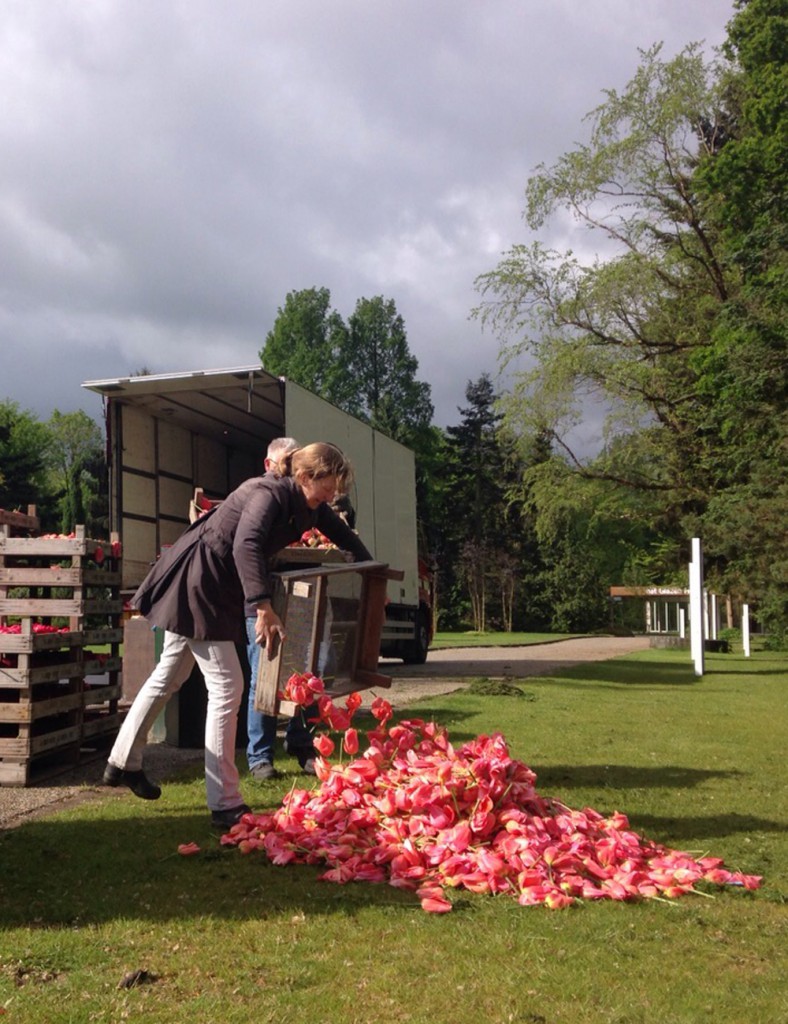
[
  {"x1": 0, "y1": 746, "x2": 82, "y2": 787},
  {"x1": 0, "y1": 714, "x2": 82, "y2": 758},
  {"x1": 254, "y1": 560, "x2": 402, "y2": 717},
  {"x1": 0, "y1": 526, "x2": 125, "y2": 785}
]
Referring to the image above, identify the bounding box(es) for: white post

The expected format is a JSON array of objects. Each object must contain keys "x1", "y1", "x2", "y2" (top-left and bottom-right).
[
  {"x1": 679, "y1": 607, "x2": 686, "y2": 640},
  {"x1": 710, "y1": 594, "x2": 719, "y2": 640},
  {"x1": 742, "y1": 603, "x2": 751, "y2": 657},
  {"x1": 689, "y1": 538, "x2": 705, "y2": 676}
]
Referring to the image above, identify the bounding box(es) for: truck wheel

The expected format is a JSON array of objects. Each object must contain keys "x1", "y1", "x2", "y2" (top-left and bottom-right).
[{"x1": 402, "y1": 610, "x2": 430, "y2": 665}]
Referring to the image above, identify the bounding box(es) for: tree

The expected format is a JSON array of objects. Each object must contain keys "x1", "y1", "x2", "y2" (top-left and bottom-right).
[
  {"x1": 431, "y1": 375, "x2": 532, "y2": 631},
  {"x1": 260, "y1": 289, "x2": 433, "y2": 449},
  {"x1": 477, "y1": 43, "x2": 730, "y2": 492},
  {"x1": 340, "y1": 296, "x2": 434, "y2": 447},
  {"x1": 0, "y1": 400, "x2": 53, "y2": 519},
  {"x1": 692, "y1": 0, "x2": 788, "y2": 630},
  {"x1": 259, "y1": 287, "x2": 348, "y2": 398},
  {"x1": 444, "y1": 374, "x2": 504, "y2": 545},
  {"x1": 46, "y1": 410, "x2": 107, "y2": 535},
  {"x1": 475, "y1": 34, "x2": 787, "y2": 630}
]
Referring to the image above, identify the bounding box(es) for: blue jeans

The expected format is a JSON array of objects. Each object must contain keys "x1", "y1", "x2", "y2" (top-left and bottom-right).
[{"x1": 245, "y1": 617, "x2": 316, "y2": 768}]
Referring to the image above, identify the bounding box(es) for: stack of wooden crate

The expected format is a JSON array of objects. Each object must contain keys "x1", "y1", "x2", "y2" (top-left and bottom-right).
[{"x1": 0, "y1": 515, "x2": 124, "y2": 785}]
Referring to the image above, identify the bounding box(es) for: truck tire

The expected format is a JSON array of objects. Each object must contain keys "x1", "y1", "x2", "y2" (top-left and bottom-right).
[{"x1": 402, "y1": 609, "x2": 430, "y2": 665}]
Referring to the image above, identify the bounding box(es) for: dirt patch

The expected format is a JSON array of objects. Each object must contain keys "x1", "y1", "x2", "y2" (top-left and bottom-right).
[{"x1": 0, "y1": 635, "x2": 649, "y2": 830}]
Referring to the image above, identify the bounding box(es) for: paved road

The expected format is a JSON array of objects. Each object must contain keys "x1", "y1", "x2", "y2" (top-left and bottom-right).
[{"x1": 385, "y1": 635, "x2": 651, "y2": 680}]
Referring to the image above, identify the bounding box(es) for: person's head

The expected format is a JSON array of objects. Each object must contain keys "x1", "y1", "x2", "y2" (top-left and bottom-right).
[
  {"x1": 281, "y1": 442, "x2": 354, "y2": 509},
  {"x1": 264, "y1": 437, "x2": 298, "y2": 476}
]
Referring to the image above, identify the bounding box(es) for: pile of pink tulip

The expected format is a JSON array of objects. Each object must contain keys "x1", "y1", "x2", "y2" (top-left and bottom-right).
[{"x1": 211, "y1": 675, "x2": 762, "y2": 913}]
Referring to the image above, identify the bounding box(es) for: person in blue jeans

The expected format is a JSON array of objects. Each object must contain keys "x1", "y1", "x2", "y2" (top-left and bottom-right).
[
  {"x1": 246, "y1": 436, "x2": 303, "y2": 780},
  {"x1": 245, "y1": 438, "x2": 369, "y2": 780},
  {"x1": 245, "y1": 614, "x2": 319, "y2": 779}
]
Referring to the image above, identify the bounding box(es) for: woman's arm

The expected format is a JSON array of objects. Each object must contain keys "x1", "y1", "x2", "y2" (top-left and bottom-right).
[
  {"x1": 315, "y1": 504, "x2": 373, "y2": 562},
  {"x1": 232, "y1": 482, "x2": 285, "y2": 605}
]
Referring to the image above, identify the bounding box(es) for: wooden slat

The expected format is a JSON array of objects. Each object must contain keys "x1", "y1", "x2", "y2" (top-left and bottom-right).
[
  {"x1": 0, "y1": 724, "x2": 82, "y2": 758},
  {"x1": 0, "y1": 567, "x2": 121, "y2": 586},
  {"x1": 0, "y1": 692, "x2": 83, "y2": 723},
  {"x1": 0, "y1": 531, "x2": 116, "y2": 558},
  {"x1": 81, "y1": 712, "x2": 124, "y2": 739},
  {"x1": 0, "y1": 662, "x2": 86, "y2": 687},
  {"x1": 0, "y1": 627, "x2": 122, "y2": 654},
  {"x1": 0, "y1": 598, "x2": 124, "y2": 616},
  {"x1": 0, "y1": 507, "x2": 40, "y2": 531},
  {"x1": 83, "y1": 683, "x2": 122, "y2": 707}
]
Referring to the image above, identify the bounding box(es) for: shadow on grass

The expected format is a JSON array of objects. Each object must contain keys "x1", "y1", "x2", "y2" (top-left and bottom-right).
[
  {"x1": 555, "y1": 658, "x2": 699, "y2": 686},
  {"x1": 627, "y1": 811, "x2": 787, "y2": 843},
  {"x1": 0, "y1": 802, "x2": 418, "y2": 930},
  {"x1": 534, "y1": 763, "x2": 743, "y2": 791}
]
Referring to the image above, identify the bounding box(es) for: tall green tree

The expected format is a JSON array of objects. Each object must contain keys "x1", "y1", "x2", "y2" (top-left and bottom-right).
[
  {"x1": 340, "y1": 296, "x2": 434, "y2": 448},
  {"x1": 444, "y1": 374, "x2": 504, "y2": 547},
  {"x1": 0, "y1": 400, "x2": 53, "y2": 519},
  {"x1": 259, "y1": 287, "x2": 348, "y2": 398},
  {"x1": 432, "y1": 375, "x2": 533, "y2": 630},
  {"x1": 260, "y1": 289, "x2": 433, "y2": 451},
  {"x1": 46, "y1": 410, "x2": 107, "y2": 535},
  {"x1": 692, "y1": 0, "x2": 788, "y2": 629},
  {"x1": 475, "y1": 31, "x2": 786, "y2": 630}
]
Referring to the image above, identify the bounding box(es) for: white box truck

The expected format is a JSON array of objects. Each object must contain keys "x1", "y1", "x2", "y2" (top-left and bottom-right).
[{"x1": 82, "y1": 365, "x2": 433, "y2": 664}]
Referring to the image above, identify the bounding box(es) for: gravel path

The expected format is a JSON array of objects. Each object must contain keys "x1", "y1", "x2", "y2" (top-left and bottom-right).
[{"x1": 0, "y1": 635, "x2": 649, "y2": 830}]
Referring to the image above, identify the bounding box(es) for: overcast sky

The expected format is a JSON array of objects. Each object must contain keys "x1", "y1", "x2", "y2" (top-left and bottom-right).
[{"x1": 1, "y1": 0, "x2": 735, "y2": 439}]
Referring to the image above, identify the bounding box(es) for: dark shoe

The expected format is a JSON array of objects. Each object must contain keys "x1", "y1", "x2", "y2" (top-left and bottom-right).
[
  {"x1": 103, "y1": 762, "x2": 161, "y2": 801},
  {"x1": 249, "y1": 762, "x2": 279, "y2": 781},
  {"x1": 287, "y1": 745, "x2": 317, "y2": 770},
  {"x1": 210, "y1": 803, "x2": 252, "y2": 830}
]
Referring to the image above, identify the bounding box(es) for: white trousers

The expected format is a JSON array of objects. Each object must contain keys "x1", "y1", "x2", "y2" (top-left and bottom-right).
[{"x1": 109, "y1": 631, "x2": 244, "y2": 812}]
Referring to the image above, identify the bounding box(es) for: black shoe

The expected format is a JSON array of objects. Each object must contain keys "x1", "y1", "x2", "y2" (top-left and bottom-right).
[
  {"x1": 103, "y1": 762, "x2": 161, "y2": 801},
  {"x1": 210, "y1": 803, "x2": 252, "y2": 830},
  {"x1": 287, "y1": 745, "x2": 317, "y2": 770}
]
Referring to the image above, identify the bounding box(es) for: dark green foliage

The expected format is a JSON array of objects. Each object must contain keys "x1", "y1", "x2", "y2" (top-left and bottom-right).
[
  {"x1": 260, "y1": 288, "x2": 435, "y2": 529},
  {"x1": 0, "y1": 402, "x2": 106, "y2": 534},
  {"x1": 46, "y1": 410, "x2": 107, "y2": 536},
  {"x1": 340, "y1": 296, "x2": 434, "y2": 447},
  {"x1": 0, "y1": 400, "x2": 55, "y2": 523},
  {"x1": 430, "y1": 376, "x2": 551, "y2": 631}
]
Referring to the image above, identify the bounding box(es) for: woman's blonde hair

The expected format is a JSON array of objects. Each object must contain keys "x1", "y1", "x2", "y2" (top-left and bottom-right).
[{"x1": 282, "y1": 442, "x2": 354, "y2": 495}]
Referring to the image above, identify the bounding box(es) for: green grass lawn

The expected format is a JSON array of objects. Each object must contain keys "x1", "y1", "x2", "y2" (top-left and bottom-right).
[{"x1": 1, "y1": 648, "x2": 785, "y2": 1023}]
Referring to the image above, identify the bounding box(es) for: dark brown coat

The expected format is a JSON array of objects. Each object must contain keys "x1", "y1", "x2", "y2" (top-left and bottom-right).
[{"x1": 131, "y1": 475, "x2": 372, "y2": 642}]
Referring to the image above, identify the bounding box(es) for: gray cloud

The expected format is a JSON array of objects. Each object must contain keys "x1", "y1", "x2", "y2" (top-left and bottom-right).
[{"x1": 0, "y1": 0, "x2": 734, "y2": 431}]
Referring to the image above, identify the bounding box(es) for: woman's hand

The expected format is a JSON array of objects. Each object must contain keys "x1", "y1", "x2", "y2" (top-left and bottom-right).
[{"x1": 255, "y1": 602, "x2": 286, "y2": 656}]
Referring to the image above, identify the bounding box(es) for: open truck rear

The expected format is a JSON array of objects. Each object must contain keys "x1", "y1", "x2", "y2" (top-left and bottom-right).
[{"x1": 82, "y1": 365, "x2": 432, "y2": 667}]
